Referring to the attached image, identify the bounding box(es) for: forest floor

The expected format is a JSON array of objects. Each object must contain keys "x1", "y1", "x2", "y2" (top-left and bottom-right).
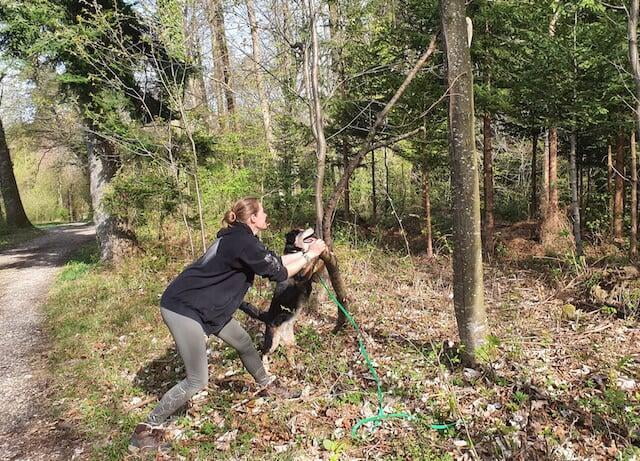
[
  {"x1": 0, "y1": 223, "x2": 94, "y2": 461},
  {"x1": 41, "y1": 223, "x2": 640, "y2": 460}
]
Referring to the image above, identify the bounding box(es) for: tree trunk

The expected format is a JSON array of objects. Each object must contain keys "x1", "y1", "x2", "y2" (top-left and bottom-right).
[
  {"x1": 384, "y1": 147, "x2": 390, "y2": 212},
  {"x1": 631, "y1": 130, "x2": 638, "y2": 259},
  {"x1": 0, "y1": 117, "x2": 32, "y2": 230},
  {"x1": 246, "y1": 0, "x2": 276, "y2": 156},
  {"x1": 371, "y1": 150, "x2": 377, "y2": 221},
  {"x1": 86, "y1": 132, "x2": 136, "y2": 262},
  {"x1": 308, "y1": 0, "x2": 327, "y2": 237},
  {"x1": 422, "y1": 163, "x2": 433, "y2": 258},
  {"x1": 530, "y1": 131, "x2": 538, "y2": 219},
  {"x1": 549, "y1": 127, "x2": 559, "y2": 214},
  {"x1": 183, "y1": 3, "x2": 213, "y2": 126},
  {"x1": 342, "y1": 147, "x2": 351, "y2": 218},
  {"x1": 306, "y1": 0, "x2": 346, "y2": 329},
  {"x1": 614, "y1": 132, "x2": 625, "y2": 240},
  {"x1": 569, "y1": 132, "x2": 582, "y2": 256},
  {"x1": 608, "y1": 144, "x2": 614, "y2": 234},
  {"x1": 209, "y1": 0, "x2": 235, "y2": 122},
  {"x1": 441, "y1": 1, "x2": 488, "y2": 361},
  {"x1": 482, "y1": 113, "x2": 494, "y2": 257},
  {"x1": 628, "y1": 0, "x2": 640, "y2": 258},
  {"x1": 541, "y1": 130, "x2": 550, "y2": 224}
]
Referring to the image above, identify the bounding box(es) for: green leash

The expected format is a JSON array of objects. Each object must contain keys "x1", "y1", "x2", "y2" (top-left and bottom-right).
[{"x1": 318, "y1": 278, "x2": 457, "y2": 437}]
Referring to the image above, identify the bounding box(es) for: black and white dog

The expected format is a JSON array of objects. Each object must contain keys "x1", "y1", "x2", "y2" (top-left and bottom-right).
[{"x1": 241, "y1": 228, "x2": 324, "y2": 366}]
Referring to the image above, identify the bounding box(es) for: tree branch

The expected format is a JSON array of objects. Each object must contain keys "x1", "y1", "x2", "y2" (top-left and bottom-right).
[{"x1": 322, "y1": 34, "x2": 439, "y2": 245}]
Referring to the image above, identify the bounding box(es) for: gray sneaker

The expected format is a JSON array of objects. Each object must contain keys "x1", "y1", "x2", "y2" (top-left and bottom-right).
[{"x1": 128, "y1": 423, "x2": 170, "y2": 452}]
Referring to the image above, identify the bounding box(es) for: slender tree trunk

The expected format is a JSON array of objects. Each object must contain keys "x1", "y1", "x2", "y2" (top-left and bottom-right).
[
  {"x1": 422, "y1": 163, "x2": 433, "y2": 258},
  {"x1": 608, "y1": 144, "x2": 614, "y2": 234},
  {"x1": 209, "y1": 0, "x2": 235, "y2": 122},
  {"x1": 578, "y1": 152, "x2": 583, "y2": 214},
  {"x1": 306, "y1": 0, "x2": 347, "y2": 330},
  {"x1": 183, "y1": 3, "x2": 212, "y2": 125},
  {"x1": 384, "y1": 147, "x2": 390, "y2": 212},
  {"x1": 549, "y1": 127, "x2": 559, "y2": 214},
  {"x1": 482, "y1": 113, "x2": 494, "y2": 257},
  {"x1": 371, "y1": 150, "x2": 377, "y2": 221},
  {"x1": 342, "y1": 147, "x2": 351, "y2": 218},
  {"x1": 308, "y1": 0, "x2": 327, "y2": 237},
  {"x1": 541, "y1": 130, "x2": 550, "y2": 225},
  {"x1": 631, "y1": 130, "x2": 638, "y2": 259},
  {"x1": 585, "y1": 166, "x2": 591, "y2": 222},
  {"x1": 0, "y1": 117, "x2": 32, "y2": 229},
  {"x1": 614, "y1": 132, "x2": 625, "y2": 240},
  {"x1": 86, "y1": 132, "x2": 136, "y2": 262},
  {"x1": 530, "y1": 131, "x2": 538, "y2": 219},
  {"x1": 246, "y1": 0, "x2": 276, "y2": 155},
  {"x1": 441, "y1": 1, "x2": 488, "y2": 361},
  {"x1": 204, "y1": 1, "x2": 225, "y2": 121},
  {"x1": 628, "y1": 0, "x2": 640, "y2": 258},
  {"x1": 569, "y1": 132, "x2": 582, "y2": 256}
]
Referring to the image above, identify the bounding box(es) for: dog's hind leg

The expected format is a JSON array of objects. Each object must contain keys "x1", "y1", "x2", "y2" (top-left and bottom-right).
[
  {"x1": 280, "y1": 312, "x2": 301, "y2": 368},
  {"x1": 261, "y1": 324, "x2": 282, "y2": 369}
]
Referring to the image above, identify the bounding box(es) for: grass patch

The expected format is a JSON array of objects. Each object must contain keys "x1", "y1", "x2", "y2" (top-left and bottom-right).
[{"x1": 41, "y1": 231, "x2": 640, "y2": 459}]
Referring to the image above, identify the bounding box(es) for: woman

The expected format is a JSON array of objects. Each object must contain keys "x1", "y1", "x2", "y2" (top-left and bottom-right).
[{"x1": 130, "y1": 197, "x2": 326, "y2": 451}]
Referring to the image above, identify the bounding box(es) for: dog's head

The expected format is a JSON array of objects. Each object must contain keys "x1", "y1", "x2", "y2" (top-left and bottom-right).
[
  {"x1": 284, "y1": 228, "x2": 325, "y2": 281},
  {"x1": 284, "y1": 227, "x2": 315, "y2": 254}
]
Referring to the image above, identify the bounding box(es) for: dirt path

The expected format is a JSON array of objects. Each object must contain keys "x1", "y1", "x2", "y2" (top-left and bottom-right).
[{"x1": 0, "y1": 223, "x2": 95, "y2": 461}]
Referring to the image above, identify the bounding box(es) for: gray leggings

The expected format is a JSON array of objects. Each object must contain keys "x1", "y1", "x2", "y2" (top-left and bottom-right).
[{"x1": 146, "y1": 307, "x2": 269, "y2": 426}]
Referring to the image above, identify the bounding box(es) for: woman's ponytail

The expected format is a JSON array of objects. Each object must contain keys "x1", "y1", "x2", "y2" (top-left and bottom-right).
[
  {"x1": 222, "y1": 210, "x2": 237, "y2": 226},
  {"x1": 221, "y1": 197, "x2": 260, "y2": 227}
]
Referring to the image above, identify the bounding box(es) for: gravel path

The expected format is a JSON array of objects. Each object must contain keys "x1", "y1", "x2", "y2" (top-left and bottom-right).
[{"x1": 0, "y1": 223, "x2": 95, "y2": 461}]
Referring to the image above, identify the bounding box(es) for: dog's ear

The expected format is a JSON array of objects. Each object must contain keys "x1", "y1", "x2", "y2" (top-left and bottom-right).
[
  {"x1": 284, "y1": 228, "x2": 302, "y2": 254},
  {"x1": 285, "y1": 229, "x2": 300, "y2": 246}
]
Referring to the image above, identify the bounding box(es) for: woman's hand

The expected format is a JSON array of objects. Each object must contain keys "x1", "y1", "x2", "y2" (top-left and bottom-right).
[{"x1": 306, "y1": 239, "x2": 327, "y2": 258}]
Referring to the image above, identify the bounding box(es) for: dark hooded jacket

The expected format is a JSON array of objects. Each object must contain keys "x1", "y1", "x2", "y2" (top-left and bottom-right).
[{"x1": 161, "y1": 222, "x2": 288, "y2": 334}]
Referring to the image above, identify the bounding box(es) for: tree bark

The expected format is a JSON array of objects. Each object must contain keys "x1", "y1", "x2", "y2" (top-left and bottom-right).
[
  {"x1": 342, "y1": 147, "x2": 351, "y2": 218},
  {"x1": 246, "y1": 0, "x2": 276, "y2": 156},
  {"x1": 608, "y1": 144, "x2": 614, "y2": 234},
  {"x1": 628, "y1": 0, "x2": 639, "y2": 258},
  {"x1": 614, "y1": 132, "x2": 625, "y2": 240},
  {"x1": 371, "y1": 150, "x2": 377, "y2": 221},
  {"x1": 530, "y1": 131, "x2": 538, "y2": 219},
  {"x1": 541, "y1": 130, "x2": 550, "y2": 224},
  {"x1": 569, "y1": 132, "x2": 582, "y2": 256},
  {"x1": 86, "y1": 132, "x2": 137, "y2": 262},
  {"x1": 631, "y1": 130, "x2": 638, "y2": 259},
  {"x1": 482, "y1": 113, "x2": 494, "y2": 257},
  {"x1": 549, "y1": 127, "x2": 559, "y2": 214},
  {"x1": 441, "y1": 1, "x2": 488, "y2": 361},
  {"x1": 0, "y1": 117, "x2": 33, "y2": 230},
  {"x1": 422, "y1": 163, "x2": 433, "y2": 258}
]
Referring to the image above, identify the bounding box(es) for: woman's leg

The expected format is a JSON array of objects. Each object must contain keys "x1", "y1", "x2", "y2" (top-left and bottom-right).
[
  {"x1": 216, "y1": 318, "x2": 270, "y2": 386},
  {"x1": 146, "y1": 308, "x2": 209, "y2": 426}
]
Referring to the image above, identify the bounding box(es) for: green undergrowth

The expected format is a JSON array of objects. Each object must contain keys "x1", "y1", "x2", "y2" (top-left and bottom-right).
[{"x1": 43, "y1": 234, "x2": 640, "y2": 460}]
